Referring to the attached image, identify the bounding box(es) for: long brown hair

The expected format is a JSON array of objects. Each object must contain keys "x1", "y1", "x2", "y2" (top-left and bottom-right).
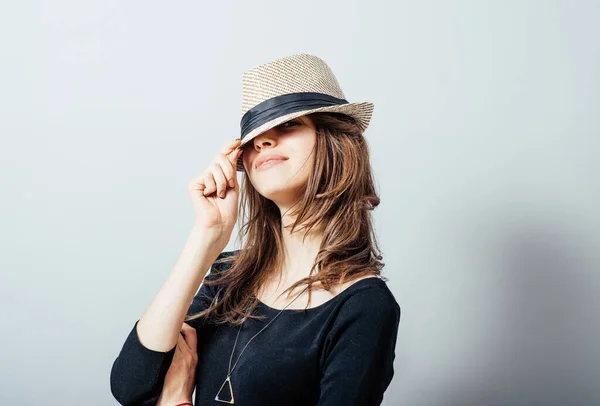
[{"x1": 185, "y1": 112, "x2": 387, "y2": 326}]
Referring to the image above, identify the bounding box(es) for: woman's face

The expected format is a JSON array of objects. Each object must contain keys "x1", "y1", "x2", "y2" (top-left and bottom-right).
[{"x1": 242, "y1": 115, "x2": 316, "y2": 205}]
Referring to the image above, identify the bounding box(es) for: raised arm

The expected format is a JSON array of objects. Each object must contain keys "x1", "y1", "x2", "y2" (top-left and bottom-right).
[
  {"x1": 109, "y1": 227, "x2": 225, "y2": 405},
  {"x1": 110, "y1": 137, "x2": 242, "y2": 405}
]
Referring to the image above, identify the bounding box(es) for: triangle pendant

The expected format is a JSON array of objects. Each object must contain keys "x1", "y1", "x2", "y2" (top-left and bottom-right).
[{"x1": 215, "y1": 375, "x2": 235, "y2": 404}]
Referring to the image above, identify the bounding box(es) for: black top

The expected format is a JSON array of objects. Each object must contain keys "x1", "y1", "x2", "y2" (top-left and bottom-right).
[{"x1": 110, "y1": 250, "x2": 401, "y2": 406}]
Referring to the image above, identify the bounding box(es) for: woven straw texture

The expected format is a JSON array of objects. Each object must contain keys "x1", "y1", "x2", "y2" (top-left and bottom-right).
[{"x1": 236, "y1": 53, "x2": 374, "y2": 172}]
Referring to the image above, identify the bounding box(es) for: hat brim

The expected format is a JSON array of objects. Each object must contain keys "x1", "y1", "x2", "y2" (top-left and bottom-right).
[{"x1": 235, "y1": 101, "x2": 374, "y2": 172}]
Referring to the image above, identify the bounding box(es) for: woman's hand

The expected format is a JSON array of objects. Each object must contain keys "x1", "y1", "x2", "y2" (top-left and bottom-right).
[
  {"x1": 157, "y1": 322, "x2": 198, "y2": 406},
  {"x1": 188, "y1": 138, "x2": 243, "y2": 240}
]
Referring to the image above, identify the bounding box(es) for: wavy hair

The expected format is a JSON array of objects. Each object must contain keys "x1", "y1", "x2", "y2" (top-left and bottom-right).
[{"x1": 185, "y1": 112, "x2": 387, "y2": 326}]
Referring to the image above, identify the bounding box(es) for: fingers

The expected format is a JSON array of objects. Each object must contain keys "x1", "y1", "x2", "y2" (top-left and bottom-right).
[
  {"x1": 221, "y1": 139, "x2": 243, "y2": 171},
  {"x1": 175, "y1": 333, "x2": 198, "y2": 366},
  {"x1": 202, "y1": 165, "x2": 220, "y2": 197},
  {"x1": 180, "y1": 322, "x2": 197, "y2": 352},
  {"x1": 212, "y1": 162, "x2": 228, "y2": 198},
  {"x1": 227, "y1": 146, "x2": 244, "y2": 168},
  {"x1": 219, "y1": 138, "x2": 242, "y2": 156},
  {"x1": 181, "y1": 322, "x2": 195, "y2": 332},
  {"x1": 202, "y1": 147, "x2": 241, "y2": 198},
  {"x1": 214, "y1": 153, "x2": 237, "y2": 190},
  {"x1": 176, "y1": 333, "x2": 188, "y2": 353},
  {"x1": 191, "y1": 139, "x2": 243, "y2": 198}
]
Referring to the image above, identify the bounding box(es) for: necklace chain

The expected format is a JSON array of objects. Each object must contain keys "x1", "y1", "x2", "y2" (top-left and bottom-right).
[{"x1": 226, "y1": 285, "x2": 310, "y2": 377}]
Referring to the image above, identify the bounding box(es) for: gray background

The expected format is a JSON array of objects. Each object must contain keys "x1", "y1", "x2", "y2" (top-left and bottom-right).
[{"x1": 1, "y1": 1, "x2": 598, "y2": 405}]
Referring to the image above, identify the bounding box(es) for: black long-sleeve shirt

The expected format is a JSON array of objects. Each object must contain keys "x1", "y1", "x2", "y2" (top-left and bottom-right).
[{"x1": 110, "y1": 250, "x2": 401, "y2": 405}]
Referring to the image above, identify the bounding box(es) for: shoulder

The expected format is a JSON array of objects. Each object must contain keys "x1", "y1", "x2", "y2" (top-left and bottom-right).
[
  {"x1": 322, "y1": 279, "x2": 401, "y2": 365},
  {"x1": 207, "y1": 249, "x2": 241, "y2": 274},
  {"x1": 338, "y1": 281, "x2": 401, "y2": 324}
]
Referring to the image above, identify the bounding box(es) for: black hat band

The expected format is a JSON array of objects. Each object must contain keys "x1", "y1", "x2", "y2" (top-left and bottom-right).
[{"x1": 240, "y1": 92, "x2": 349, "y2": 140}]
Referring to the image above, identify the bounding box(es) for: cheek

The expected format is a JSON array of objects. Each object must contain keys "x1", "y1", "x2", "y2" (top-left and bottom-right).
[{"x1": 297, "y1": 142, "x2": 316, "y2": 167}]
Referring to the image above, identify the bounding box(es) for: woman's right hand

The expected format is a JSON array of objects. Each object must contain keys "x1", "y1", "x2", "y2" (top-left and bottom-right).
[{"x1": 188, "y1": 138, "x2": 243, "y2": 238}]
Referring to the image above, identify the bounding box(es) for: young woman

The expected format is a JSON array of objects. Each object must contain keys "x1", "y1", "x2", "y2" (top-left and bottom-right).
[{"x1": 110, "y1": 54, "x2": 401, "y2": 406}]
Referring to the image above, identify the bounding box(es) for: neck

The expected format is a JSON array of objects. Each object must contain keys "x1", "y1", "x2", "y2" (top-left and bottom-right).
[{"x1": 277, "y1": 211, "x2": 324, "y2": 282}]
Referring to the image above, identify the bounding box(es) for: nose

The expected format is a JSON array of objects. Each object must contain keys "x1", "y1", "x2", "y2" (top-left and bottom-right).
[{"x1": 251, "y1": 128, "x2": 278, "y2": 152}]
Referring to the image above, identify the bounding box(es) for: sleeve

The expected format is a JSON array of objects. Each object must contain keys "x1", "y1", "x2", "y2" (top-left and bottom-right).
[
  {"x1": 317, "y1": 287, "x2": 401, "y2": 406},
  {"x1": 109, "y1": 251, "x2": 234, "y2": 406}
]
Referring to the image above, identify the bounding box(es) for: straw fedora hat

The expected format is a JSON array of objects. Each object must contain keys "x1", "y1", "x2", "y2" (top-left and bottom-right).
[{"x1": 235, "y1": 53, "x2": 374, "y2": 172}]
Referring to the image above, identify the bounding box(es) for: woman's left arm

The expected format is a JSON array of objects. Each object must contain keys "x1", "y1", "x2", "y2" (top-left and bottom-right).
[{"x1": 317, "y1": 289, "x2": 401, "y2": 406}]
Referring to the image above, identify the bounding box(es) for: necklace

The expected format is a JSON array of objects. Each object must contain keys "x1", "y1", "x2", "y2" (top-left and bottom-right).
[{"x1": 215, "y1": 285, "x2": 310, "y2": 404}]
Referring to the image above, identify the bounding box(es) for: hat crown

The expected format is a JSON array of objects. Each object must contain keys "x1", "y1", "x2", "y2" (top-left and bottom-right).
[{"x1": 241, "y1": 53, "x2": 346, "y2": 117}]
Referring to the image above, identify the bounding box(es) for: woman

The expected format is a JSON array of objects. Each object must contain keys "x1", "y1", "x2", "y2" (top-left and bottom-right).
[{"x1": 110, "y1": 54, "x2": 401, "y2": 406}]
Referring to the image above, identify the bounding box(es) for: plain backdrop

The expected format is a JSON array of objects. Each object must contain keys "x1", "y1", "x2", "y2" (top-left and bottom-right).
[{"x1": 1, "y1": 1, "x2": 598, "y2": 405}]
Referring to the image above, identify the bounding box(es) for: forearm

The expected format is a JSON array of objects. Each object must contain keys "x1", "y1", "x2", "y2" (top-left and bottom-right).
[{"x1": 136, "y1": 225, "x2": 225, "y2": 352}]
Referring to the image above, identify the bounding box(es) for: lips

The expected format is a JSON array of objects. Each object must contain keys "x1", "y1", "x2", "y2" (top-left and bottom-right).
[
  {"x1": 256, "y1": 159, "x2": 287, "y2": 171},
  {"x1": 255, "y1": 155, "x2": 289, "y2": 169}
]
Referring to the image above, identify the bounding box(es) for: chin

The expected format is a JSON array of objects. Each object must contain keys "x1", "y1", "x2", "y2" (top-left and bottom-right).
[
  {"x1": 256, "y1": 181, "x2": 291, "y2": 200},
  {"x1": 256, "y1": 177, "x2": 306, "y2": 203}
]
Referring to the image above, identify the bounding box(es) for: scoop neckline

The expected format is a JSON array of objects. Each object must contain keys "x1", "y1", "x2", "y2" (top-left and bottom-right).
[{"x1": 256, "y1": 276, "x2": 385, "y2": 313}]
